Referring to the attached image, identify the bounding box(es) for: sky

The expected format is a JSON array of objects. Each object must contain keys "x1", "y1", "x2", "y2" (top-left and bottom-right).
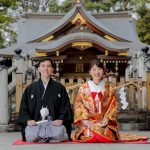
[{"x1": 59, "y1": 0, "x2": 65, "y2": 4}]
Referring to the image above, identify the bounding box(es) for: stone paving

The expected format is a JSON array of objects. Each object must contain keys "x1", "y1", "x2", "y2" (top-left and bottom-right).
[{"x1": 0, "y1": 131, "x2": 150, "y2": 150}]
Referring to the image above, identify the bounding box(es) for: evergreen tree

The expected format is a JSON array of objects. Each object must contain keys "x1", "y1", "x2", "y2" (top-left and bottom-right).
[
  {"x1": 49, "y1": 0, "x2": 60, "y2": 13},
  {"x1": 137, "y1": 9, "x2": 150, "y2": 45},
  {"x1": 59, "y1": 0, "x2": 72, "y2": 13},
  {"x1": 0, "y1": 0, "x2": 21, "y2": 48}
]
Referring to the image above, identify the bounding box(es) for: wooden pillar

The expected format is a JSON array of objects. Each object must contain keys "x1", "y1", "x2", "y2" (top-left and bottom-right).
[
  {"x1": 146, "y1": 71, "x2": 150, "y2": 111},
  {"x1": 77, "y1": 77, "x2": 83, "y2": 84},
  {"x1": 68, "y1": 77, "x2": 74, "y2": 104},
  {"x1": 0, "y1": 64, "x2": 9, "y2": 125},
  {"x1": 16, "y1": 73, "x2": 23, "y2": 113},
  {"x1": 69, "y1": 77, "x2": 74, "y2": 86},
  {"x1": 129, "y1": 78, "x2": 135, "y2": 111},
  {"x1": 111, "y1": 76, "x2": 117, "y2": 86},
  {"x1": 60, "y1": 78, "x2": 65, "y2": 86},
  {"x1": 142, "y1": 81, "x2": 147, "y2": 111},
  {"x1": 120, "y1": 77, "x2": 125, "y2": 85},
  {"x1": 137, "y1": 78, "x2": 142, "y2": 112},
  {"x1": 70, "y1": 90, "x2": 75, "y2": 105}
]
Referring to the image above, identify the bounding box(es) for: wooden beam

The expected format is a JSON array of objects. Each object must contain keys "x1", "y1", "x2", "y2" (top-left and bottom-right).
[
  {"x1": 128, "y1": 78, "x2": 134, "y2": 111},
  {"x1": 137, "y1": 78, "x2": 142, "y2": 112},
  {"x1": 60, "y1": 78, "x2": 65, "y2": 86},
  {"x1": 16, "y1": 73, "x2": 23, "y2": 113},
  {"x1": 69, "y1": 78, "x2": 74, "y2": 86},
  {"x1": 147, "y1": 71, "x2": 150, "y2": 112}
]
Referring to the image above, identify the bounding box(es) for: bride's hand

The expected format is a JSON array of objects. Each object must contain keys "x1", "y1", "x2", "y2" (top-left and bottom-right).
[
  {"x1": 100, "y1": 118, "x2": 109, "y2": 127},
  {"x1": 82, "y1": 120, "x2": 93, "y2": 128}
]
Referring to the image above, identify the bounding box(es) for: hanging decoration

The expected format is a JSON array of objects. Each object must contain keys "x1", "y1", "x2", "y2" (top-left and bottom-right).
[{"x1": 118, "y1": 87, "x2": 128, "y2": 110}]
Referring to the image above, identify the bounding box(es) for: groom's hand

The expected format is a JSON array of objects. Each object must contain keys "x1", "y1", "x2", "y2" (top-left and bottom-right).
[
  {"x1": 27, "y1": 120, "x2": 36, "y2": 126},
  {"x1": 53, "y1": 120, "x2": 63, "y2": 126}
]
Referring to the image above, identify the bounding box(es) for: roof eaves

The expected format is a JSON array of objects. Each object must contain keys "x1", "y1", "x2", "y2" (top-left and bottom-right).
[{"x1": 35, "y1": 32, "x2": 129, "y2": 53}]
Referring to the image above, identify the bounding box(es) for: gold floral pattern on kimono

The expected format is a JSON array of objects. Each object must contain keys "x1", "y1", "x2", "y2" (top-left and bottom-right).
[{"x1": 74, "y1": 82, "x2": 120, "y2": 141}]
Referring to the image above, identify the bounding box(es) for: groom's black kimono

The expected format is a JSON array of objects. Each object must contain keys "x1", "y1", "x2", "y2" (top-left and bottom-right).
[{"x1": 18, "y1": 78, "x2": 73, "y2": 141}]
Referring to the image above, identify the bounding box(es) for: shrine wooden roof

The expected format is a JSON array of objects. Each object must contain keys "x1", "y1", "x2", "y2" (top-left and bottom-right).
[{"x1": 0, "y1": 3, "x2": 149, "y2": 57}]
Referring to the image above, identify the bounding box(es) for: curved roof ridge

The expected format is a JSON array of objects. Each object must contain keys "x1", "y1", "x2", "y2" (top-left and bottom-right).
[
  {"x1": 28, "y1": 6, "x2": 77, "y2": 42},
  {"x1": 28, "y1": 5, "x2": 129, "y2": 43},
  {"x1": 35, "y1": 32, "x2": 129, "y2": 52},
  {"x1": 80, "y1": 7, "x2": 129, "y2": 41}
]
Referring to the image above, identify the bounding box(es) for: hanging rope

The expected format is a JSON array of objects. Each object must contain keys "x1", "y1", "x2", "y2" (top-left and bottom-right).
[{"x1": 114, "y1": 81, "x2": 142, "y2": 91}]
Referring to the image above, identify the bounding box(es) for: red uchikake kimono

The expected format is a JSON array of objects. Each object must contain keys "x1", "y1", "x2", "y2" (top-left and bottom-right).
[{"x1": 73, "y1": 81, "x2": 148, "y2": 143}]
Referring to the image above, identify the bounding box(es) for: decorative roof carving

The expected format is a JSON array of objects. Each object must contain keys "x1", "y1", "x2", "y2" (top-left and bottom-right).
[
  {"x1": 73, "y1": 0, "x2": 85, "y2": 6},
  {"x1": 69, "y1": 24, "x2": 93, "y2": 34},
  {"x1": 72, "y1": 42, "x2": 93, "y2": 50},
  {"x1": 71, "y1": 12, "x2": 86, "y2": 24}
]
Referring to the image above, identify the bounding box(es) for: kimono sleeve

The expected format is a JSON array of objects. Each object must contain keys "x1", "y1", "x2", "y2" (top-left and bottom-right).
[
  {"x1": 58, "y1": 85, "x2": 73, "y2": 123},
  {"x1": 74, "y1": 86, "x2": 90, "y2": 124},
  {"x1": 105, "y1": 85, "x2": 118, "y2": 121},
  {"x1": 18, "y1": 85, "x2": 32, "y2": 125},
  {"x1": 104, "y1": 84, "x2": 118, "y2": 122},
  {"x1": 106, "y1": 96, "x2": 118, "y2": 121}
]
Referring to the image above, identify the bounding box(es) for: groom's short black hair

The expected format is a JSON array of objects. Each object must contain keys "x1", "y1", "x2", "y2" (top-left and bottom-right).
[{"x1": 37, "y1": 57, "x2": 54, "y2": 68}]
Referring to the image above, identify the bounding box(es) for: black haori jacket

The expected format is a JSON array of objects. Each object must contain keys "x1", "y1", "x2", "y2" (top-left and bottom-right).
[{"x1": 18, "y1": 78, "x2": 73, "y2": 140}]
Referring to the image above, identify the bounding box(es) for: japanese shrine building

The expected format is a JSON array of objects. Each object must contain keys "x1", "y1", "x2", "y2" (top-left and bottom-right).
[{"x1": 0, "y1": 0, "x2": 148, "y2": 79}]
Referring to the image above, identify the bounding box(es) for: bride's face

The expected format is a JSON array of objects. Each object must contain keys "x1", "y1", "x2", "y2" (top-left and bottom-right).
[{"x1": 89, "y1": 65, "x2": 104, "y2": 81}]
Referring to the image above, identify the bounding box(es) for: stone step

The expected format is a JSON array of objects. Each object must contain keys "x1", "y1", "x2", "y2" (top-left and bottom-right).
[
  {"x1": 5, "y1": 112, "x2": 150, "y2": 132},
  {"x1": 118, "y1": 111, "x2": 150, "y2": 123},
  {"x1": 6, "y1": 122, "x2": 149, "y2": 132},
  {"x1": 6, "y1": 124, "x2": 20, "y2": 132},
  {"x1": 119, "y1": 123, "x2": 148, "y2": 131},
  {"x1": 0, "y1": 125, "x2": 8, "y2": 132}
]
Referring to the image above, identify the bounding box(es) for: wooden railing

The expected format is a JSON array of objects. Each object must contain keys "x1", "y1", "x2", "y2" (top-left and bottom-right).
[
  {"x1": 64, "y1": 73, "x2": 150, "y2": 112},
  {"x1": 1, "y1": 59, "x2": 150, "y2": 126},
  {"x1": 13, "y1": 72, "x2": 150, "y2": 113}
]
